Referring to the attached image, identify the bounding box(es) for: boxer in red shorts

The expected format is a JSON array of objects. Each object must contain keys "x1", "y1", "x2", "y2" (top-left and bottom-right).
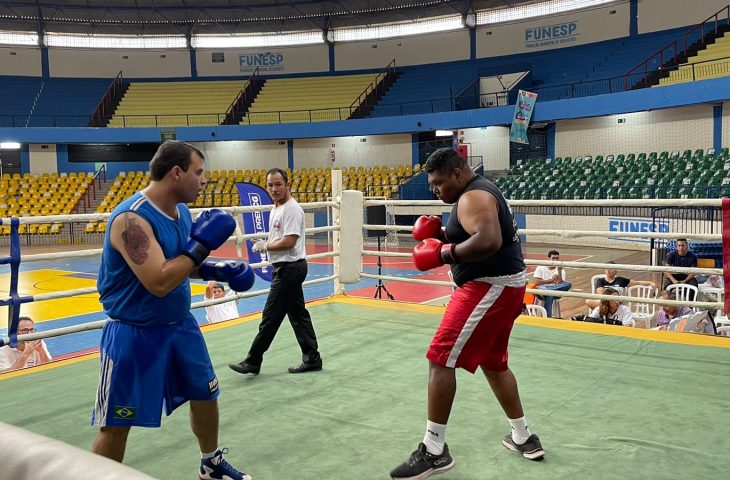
[{"x1": 390, "y1": 148, "x2": 545, "y2": 480}]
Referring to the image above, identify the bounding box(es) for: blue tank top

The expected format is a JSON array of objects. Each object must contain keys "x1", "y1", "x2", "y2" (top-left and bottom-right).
[{"x1": 97, "y1": 192, "x2": 193, "y2": 326}]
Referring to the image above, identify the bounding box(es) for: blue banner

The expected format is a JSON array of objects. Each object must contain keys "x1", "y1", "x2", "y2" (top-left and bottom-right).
[
  {"x1": 235, "y1": 182, "x2": 273, "y2": 282},
  {"x1": 509, "y1": 90, "x2": 538, "y2": 144}
]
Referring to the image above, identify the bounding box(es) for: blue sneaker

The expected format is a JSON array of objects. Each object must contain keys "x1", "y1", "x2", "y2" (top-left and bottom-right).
[{"x1": 199, "y1": 448, "x2": 253, "y2": 480}]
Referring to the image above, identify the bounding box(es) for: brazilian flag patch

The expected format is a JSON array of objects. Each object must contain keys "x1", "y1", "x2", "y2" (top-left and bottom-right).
[{"x1": 113, "y1": 406, "x2": 137, "y2": 419}]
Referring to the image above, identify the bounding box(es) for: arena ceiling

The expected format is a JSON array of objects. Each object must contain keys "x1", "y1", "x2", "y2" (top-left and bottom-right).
[{"x1": 0, "y1": 0, "x2": 537, "y2": 35}]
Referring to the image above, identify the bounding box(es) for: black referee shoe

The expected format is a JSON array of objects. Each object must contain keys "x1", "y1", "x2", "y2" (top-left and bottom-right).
[
  {"x1": 390, "y1": 443, "x2": 454, "y2": 480},
  {"x1": 228, "y1": 361, "x2": 260, "y2": 375},
  {"x1": 287, "y1": 361, "x2": 322, "y2": 374}
]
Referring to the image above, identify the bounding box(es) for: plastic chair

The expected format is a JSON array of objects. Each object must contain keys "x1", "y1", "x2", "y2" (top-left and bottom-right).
[
  {"x1": 717, "y1": 326, "x2": 730, "y2": 337},
  {"x1": 588, "y1": 274, "x2": 605, "y2": 313},
  {"x1": 627, "y1": 285, "x2": 657, "y2": 329},
  {"x1": 667, "y1": 284, "x2": 699, "y2": 311},
  {"x1": 525, "y1": 304, "x2": 548, "y2": 318}
]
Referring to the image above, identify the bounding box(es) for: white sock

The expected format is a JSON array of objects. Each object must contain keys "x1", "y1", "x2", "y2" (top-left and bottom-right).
[
  {"x1": 201, "y1": 449, "x2": 218, "y2": 461},
  {"x1": 423, "y1": 420, "x2": 447, "y2": 455},
  {"x1": 509, "y1": 416, "x2": 532, "y2": 444}
]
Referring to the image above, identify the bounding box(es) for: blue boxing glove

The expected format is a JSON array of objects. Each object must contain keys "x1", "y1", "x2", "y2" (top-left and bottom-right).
[
  {"x1": 199, "y1": 260, "x2": 255, "y2": 292},
  {"x1": 182, "y1": 209, "x2": 236, "y2": 266}
]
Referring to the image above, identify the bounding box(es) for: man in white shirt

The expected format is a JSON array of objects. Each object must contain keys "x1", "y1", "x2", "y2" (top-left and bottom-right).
[
  {"x1": 0, "y1": 317, "x2": 52, "y2": 372},
  {"x1": 204, "y1": 281, "x2": 240, "y2": 324},
  {"x1": 532, "y1": 250, "x2": 572, "y2": 318},
  {"x1": 229, "y1": 168, "x2": 322, "y2": 375}
]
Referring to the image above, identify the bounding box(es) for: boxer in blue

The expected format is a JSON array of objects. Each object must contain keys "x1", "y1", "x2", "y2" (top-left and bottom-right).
[{"x1": 91, "y1": 141, "x2": 255, "y2": 480}]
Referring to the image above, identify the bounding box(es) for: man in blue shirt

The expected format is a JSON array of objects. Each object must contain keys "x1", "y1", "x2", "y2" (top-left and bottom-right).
[
  {"x1": 663, "y1": 238, "x2": 698, "y2": 299},
  {"x1": 91, "y1": 141, "x2": 255, "y2": 480}
]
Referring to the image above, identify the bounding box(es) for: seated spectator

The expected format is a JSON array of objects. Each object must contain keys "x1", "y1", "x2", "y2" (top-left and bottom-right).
[
  {"x1": 204, "y1": 281, "x2": 240, "y2": 324},
  {"x1": 587, "y1": 287, "x2": 636, "y2": 327},
  {"x1": 663, "y1": 239, "x2": 698, "y2": 299},
  {"x1": 655, "y1": 290, "x2": 694, "y2": 329},
  {"x1": 586, "y1": 261, "x2": 657, "y2": 309},
  {"x1": 0, "y1": 317, "x2": 52, "y2": 372},
  {"x1": 533, "y1": 249, "x2": 572, "y2": 318}
]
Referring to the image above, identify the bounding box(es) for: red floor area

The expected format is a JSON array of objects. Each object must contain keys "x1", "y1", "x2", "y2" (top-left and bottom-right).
[{"x1": 214, "y1": 241, "x2": 589, "y2": 304}]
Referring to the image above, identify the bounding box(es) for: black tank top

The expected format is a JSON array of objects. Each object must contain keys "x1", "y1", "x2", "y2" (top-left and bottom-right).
[{"x1": 445, "y1": 175, "x2": 525, "y2": 286}]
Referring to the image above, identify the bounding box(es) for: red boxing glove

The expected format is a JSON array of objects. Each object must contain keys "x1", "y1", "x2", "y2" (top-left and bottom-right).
[
  {"x1": 412, "y1": 215, "x2": 446, "y2": 242},
  {"x1": 412, "y1": 238, "x2": 457, "y2": 271}
]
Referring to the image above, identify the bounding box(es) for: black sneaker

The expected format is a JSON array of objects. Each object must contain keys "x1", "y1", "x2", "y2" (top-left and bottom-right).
[
  {"x1": 502, "y1": 433, "x2": 545, "y2": 460},
  {"x1": 228, "y1": 362, "x2": 260, "y2": 375},
  {"x1": 287, "y1": 361, "x2": 322, "y2": 374},
  {"x1": 390, "y1": 443, "x2": 454, "y2": 480}
]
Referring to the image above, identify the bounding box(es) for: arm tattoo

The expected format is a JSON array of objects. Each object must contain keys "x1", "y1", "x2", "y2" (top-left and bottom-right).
[{"x1": 121, "y1": 215, "x2": 150, "y2": 265}]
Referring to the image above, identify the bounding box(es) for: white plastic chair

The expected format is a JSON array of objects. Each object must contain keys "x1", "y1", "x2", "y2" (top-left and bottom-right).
[
  {"x1": 716, "y1": 326, "x2": 730, "y2": 337},
  {"x1": 525, "y1": 304, "x2": 548, "y2": 317},
  {"x1": 588, "y1": 274, "x2": 605, "y2": 313},
  {"x1": 627, "y1": 285, "x2": 657, "y2": 329},
  {"x1": 667, "y1": 283, "x2": 699, "y2": 311}
]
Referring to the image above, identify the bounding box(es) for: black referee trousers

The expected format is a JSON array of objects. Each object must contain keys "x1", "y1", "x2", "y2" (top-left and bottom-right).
[{"x1": 245, "y1": 258, "x2": 321, "y2": 365}]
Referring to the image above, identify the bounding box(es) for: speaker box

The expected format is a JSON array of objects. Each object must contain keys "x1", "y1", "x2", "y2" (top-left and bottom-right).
[{"x1": 365, "y1": 205, "x2": 387, "y2": 238}]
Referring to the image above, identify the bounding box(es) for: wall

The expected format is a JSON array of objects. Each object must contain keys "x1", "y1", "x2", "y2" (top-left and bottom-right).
[
  {"x1": 28, "y1": 144, "x2": 57, "y2": 174},
  {"x1": 459, "y1": 127, "x2": 510, "y2": 170},
  {"x1": 48, "y1": 48, "x2": 191, "y2": 78},
  {"x1": 555, "y1": 105, "x2": 714, "y2": 157},
  {"x1": 335, "y1": 30, "x2": 469, "y2": 71},
  {"x1": 192, "y1": 140, "x2": 288, "y2": 171},
  {"x1": 196, "y1": 45, "x2": 329, "y2": 77},
  {"x1": 524, "y1": 213, "x2": 721, "y2": 252},
  {"x1": 0, "y1": 47, "x2": 42, "y2": 76},
  {"x1": 293, "y1": 134, "x2": 411, "y2": 169},
  {"x1": 638, "y1": 0, "x2": 729, "y2": 34},
  {"x1": 476, "y1": 2, "x2": 630, "y2": 57},
  {"x1": 721, "y1": 102, "x2": 730, "y2": 148}
]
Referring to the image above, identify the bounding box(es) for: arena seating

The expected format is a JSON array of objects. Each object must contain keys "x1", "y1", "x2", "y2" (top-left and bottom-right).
[
  {"x1": 0, "y1": 76, "x2": 111, "y2": 127},
  {"x1": 658, "y1": 31, "x2": 730, "y2": 86},
  {"x1": 107, "y1": 80, "x2": 244, "y2": 127},
  {"x1": 82, "y1": 165, "x2": 416, "y2": 233},
  {"x1": 0, "y1": 172, "x2": 93, "y2": 235},
  {"x1": 372, "y1": 27, "x2": 687, "y2": 116},
  {"x1": 497, "y1": 148, "x2": 730, "y2": 200},
  {"x1": 242, "y1": 74, "x2": 378, "y2": 124}
]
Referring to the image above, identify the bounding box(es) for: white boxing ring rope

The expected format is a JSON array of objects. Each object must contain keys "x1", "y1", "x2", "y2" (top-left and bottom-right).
[
  {"x1": 2, "y1": 193, "x2": 729, "y2": 347},
  {"x1": 358, "y1": 196, "x2": 727, "y2": 317},
  {"x1": 0, "y1": 200, "x2": 342, "y2": 347}
]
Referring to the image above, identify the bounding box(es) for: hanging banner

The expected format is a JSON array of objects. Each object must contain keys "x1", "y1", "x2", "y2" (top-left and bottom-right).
[
  {"x1": 509, "y1": 90, "x2": 538, "y2": 144},
  {"x1": 235, "y1": 182, "x2": 273, "y2": 282}
]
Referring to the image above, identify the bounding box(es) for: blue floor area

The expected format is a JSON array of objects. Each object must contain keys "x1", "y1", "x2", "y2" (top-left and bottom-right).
[{"x1": 2, "y1": 256, "x2": 421, "y2": 358}]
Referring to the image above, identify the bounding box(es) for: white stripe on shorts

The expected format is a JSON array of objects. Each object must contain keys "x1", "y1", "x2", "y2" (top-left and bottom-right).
[
  {"x1": 93, "y1": 352, "x2": 114, "y2": 427},
  {"x1": 445, "y1": 284, "x2": 505, "y2": 368}
]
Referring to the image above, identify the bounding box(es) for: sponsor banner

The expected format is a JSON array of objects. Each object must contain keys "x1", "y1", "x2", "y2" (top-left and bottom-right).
[
  {"x1": 524, "y1": 21, "x2": 579, "y2": 49},
  {"x1": 239, "y1": 52, "x2": 285, "y2": 74},
  {"x1": 509, "y1": 90, "x2": 537, "y2": 144},
  {"x1": 608, "y1": 217, "x2": 670, "y2": 243},
  {"x1": 235, "y1": 182, "x2": 274, "y2": 282}
]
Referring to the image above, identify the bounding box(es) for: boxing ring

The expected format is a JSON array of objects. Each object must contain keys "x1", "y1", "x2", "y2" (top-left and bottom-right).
[{"x1": 2, "y1": 194, "x2": 730, "y2": 480}]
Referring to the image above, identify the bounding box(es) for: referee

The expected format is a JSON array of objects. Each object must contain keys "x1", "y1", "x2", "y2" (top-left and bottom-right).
[{"x1": 229, "y1": 168, "x2": 322, "y2": 375}]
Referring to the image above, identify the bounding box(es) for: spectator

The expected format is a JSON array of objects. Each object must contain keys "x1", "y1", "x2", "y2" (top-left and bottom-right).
[
  {"x1": 586, "y1": 261, "x2": 657, "y2": 309},
  {"x1": 663, "y1": 239, "x2": 698, "y2": 298},
  {"x1": 532, "y1": 250, "x2": 572, "y2": 317},
  {"x1": 204, "y1": 281, "x2": 240, "y2": 324},
  {"x1": 656, "y1": 290, "x2": 694, "y2": 329},
  {"x1": 0, "y1": 317, "x2": 52, "y2": 372},
  {"x1": 587, "y1": 288, "x2": 636, "y2": 327}
]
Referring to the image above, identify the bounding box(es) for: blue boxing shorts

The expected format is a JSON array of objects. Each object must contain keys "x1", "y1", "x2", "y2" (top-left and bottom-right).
[{"x1": 91, "y1": 315, "x2": 219, "y2": 428}]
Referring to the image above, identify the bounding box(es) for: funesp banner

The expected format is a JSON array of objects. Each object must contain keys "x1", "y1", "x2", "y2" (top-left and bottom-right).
[
  {"x1": 509, "y1": 90, "x2": 538, "y2": 144},
  {"x1": 235, "y1": 182, "x2": 273, "y2": 282}
]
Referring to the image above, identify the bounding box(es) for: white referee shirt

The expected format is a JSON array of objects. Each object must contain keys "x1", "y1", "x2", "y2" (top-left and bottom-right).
[{"x1": 267, "y1": 197, "x2": 306, "y2": 263}]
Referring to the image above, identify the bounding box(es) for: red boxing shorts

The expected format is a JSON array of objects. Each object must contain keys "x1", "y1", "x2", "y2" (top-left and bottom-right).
[{"x1": 427, "y1": 280, "x2": 525, "y2": 373}]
